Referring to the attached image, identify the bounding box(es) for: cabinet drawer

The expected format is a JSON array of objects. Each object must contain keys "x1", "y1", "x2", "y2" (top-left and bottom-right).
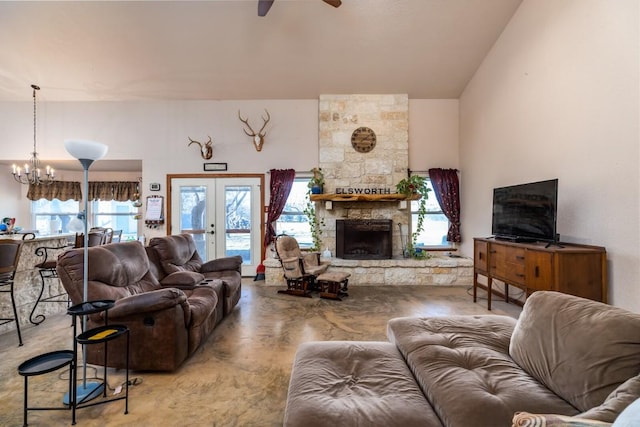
[
  {"x1": 474, "y1": 240, "x2": 489, "y2": 272},
  {"x1": 492, "y1": 261, "x2": 526, "y2": 284},
  {"x1": 490, "y1": 244, "x2": 526, "y2": 284}
]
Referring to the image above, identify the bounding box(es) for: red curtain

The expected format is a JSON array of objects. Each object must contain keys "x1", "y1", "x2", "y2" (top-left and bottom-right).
[
  {"x1": 428, "y1": 168, "x2": 461, "y2": 243},
  {"x1": 264, "y1": 169, "x2": 296, "y2": 248}
]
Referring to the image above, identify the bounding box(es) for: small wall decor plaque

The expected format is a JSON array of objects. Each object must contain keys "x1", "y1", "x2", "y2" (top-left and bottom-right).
[{"x1": 204, "y1": 162, "x2": 227, "y2": 171}]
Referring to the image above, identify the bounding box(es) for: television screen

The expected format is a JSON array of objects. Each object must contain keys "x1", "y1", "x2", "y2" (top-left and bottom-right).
[{"x1": 491, "y1": 179, "x2": 558, "y2": 242}]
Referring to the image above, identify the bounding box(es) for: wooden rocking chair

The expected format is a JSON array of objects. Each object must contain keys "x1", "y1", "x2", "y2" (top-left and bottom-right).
[{"x1": 275, "y1": 235, "x2": 329, "y2": 298}]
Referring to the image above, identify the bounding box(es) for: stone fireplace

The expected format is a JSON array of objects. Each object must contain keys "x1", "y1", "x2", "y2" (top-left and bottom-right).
[
  {"x1": 336, "y1": 219, "x2": 393, "y2": 260},
  {"x1": 317, "y1": 94, "x2": 410, "y2": 258},
  {"x1": 264, "y1": 93, "x2": 473, "y2": 288}
]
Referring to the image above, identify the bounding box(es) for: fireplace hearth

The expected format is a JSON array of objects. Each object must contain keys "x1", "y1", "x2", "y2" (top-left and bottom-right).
[{"x1": 336, "y1": 219, "x2": 393, "y2": 260}]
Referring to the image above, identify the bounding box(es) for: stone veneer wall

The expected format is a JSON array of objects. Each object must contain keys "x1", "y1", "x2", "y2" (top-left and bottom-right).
[
  {"x1": 263, "y1": 256, "x2": 473, "y2": 287},
  {"x1": 262, "y1": 94, "x2": 473, "y2": 288},
  {"x1": 317, "y1": 94, "x2": 410, "y2": 258}
]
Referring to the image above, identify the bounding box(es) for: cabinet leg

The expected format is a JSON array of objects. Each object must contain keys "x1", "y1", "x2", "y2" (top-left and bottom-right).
[{"x1": 487, "y1": 278, "x2": 492, "y2": 311}]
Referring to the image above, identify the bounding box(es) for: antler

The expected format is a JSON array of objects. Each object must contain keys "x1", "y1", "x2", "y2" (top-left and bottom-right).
[
  {"x1": 238, "y1": 110, "x2": 256, "y2": 136},
  {"x1": 257, "y1": 109, "x2": 270, "y2": 136},
  {"x1": 238, "y1": 109, "x2": 270, "y2": 152},
  {"x1": 188, "y1": 136, "x2": 214, "y2": 159}
]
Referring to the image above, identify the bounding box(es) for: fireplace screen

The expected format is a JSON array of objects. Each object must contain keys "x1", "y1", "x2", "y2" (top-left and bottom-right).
[{"x1": 336, "y1": 219, "x2": 393, "y2": 260}]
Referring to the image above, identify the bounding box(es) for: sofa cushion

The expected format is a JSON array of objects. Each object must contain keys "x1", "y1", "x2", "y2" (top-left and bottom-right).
[
  {"x1": 149, "y1": 234, "x2": 203, "y2": 275},
  {"x1": 59, "y1": 241, "x2": 161, "y2": 305},
  {"x1": 388, "y1": 315, "x2": 578, "y2": 427},
  {"x1": 509, "y1": 292, "x2": 640, "y2": 413},
  {"x1": 284, "y1": 341, "x2": 443, "y2": 427}
]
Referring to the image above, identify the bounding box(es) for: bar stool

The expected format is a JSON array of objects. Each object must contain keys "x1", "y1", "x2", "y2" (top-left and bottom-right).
[
  {"x1": 30, "y1": 244, "x2": 71, "y2": 325},
  {"x1": 0, "y1": 238, "x2": 24, "y2": 346}
]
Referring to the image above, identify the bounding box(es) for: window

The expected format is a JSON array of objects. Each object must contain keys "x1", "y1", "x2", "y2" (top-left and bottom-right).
[
  {"x1": 411, "y1": 178, "x2": 450, "y2": 246},
  {"x1": 32, "y1": 199, "x2": 80, "y2": 235},
  {"x1": 31, "y1": 198, "x2": 138, "y2": 240},
  {"x1": 275, "y1": 179, "x2": 312, "y2": 248},
  {"x1": 91, "y1": 200, "x2": 139, "y2": 241}
]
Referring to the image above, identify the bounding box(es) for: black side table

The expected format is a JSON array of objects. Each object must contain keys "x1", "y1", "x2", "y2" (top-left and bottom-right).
[
  {"x1": 67, "y1": 300, "x2": 130, "y2": 425},
  {"x1": 18, "y1": 350, "x2": 74, "y2": 427}
]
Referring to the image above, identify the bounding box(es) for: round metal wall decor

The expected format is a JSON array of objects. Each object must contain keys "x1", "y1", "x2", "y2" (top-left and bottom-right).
[{"x1": 351, "y1": 127, "x2": 377, "y2": 153}]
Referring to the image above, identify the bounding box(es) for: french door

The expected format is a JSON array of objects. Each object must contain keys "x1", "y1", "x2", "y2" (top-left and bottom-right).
[{"x1": 168, "y1": 175, "x2": 263, "y2": 277}]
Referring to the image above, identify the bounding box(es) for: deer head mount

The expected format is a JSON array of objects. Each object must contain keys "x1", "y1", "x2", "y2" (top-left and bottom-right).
[
  {"x1": 188, "y1": 136, "x2": 213, "y2": 160},
  {"x1": 238, "y1": 109, "x2": 270, "y2": 152}
]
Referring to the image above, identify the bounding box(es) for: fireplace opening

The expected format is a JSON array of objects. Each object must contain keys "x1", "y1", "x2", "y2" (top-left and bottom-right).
[{"x1": 336, "y1": 219, "x2": 393, "y2": 260}]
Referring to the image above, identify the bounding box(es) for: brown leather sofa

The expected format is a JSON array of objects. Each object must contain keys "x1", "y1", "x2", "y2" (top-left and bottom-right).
[{"x1": 56, "y1": 236, "x2": 242, "y2": 371}]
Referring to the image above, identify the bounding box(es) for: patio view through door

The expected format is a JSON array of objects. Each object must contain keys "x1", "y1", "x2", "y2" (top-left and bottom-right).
[{"x1": 169, "y1": 175, "x2": 263, "y2": 277}]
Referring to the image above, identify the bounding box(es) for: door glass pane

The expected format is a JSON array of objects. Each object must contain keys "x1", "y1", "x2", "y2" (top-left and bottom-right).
[
  {"x1": 225, "y1": 185, "x2": 251, "y2": 263},
  {"x1": 180, "y1": 185, "x2": 207, "y2": 257}
]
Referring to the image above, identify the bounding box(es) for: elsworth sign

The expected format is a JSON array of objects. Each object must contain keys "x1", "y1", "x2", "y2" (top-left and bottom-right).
[{"x1": 335, "y1": 187, "x2": 393, "y2": 195}]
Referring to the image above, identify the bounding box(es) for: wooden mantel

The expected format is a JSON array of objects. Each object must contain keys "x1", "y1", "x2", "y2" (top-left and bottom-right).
[{"x1": 309, "y1": 193, "x2": 420, "y2": 202}]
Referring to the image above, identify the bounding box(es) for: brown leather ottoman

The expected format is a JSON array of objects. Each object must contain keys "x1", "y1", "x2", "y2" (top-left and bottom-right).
[{"x1": 283, "y1": 341, "x2": 443, "y2": 427}]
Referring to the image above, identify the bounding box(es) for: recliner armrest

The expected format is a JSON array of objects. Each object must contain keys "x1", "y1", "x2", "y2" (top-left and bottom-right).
[
  {"x1": 200, "y1": 255, "x2": 243, "y2": 274},
  {"x1": 159, "y1": 271, "x2": 205, "y2": 289},
  {"x1": 107, "y1": 288, "x2": 189, "y2": 319}
]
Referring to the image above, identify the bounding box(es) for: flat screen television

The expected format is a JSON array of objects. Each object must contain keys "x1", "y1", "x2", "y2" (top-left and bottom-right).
[{"x1": 491, "y1": 179, "x2": 558, "y2": 243}]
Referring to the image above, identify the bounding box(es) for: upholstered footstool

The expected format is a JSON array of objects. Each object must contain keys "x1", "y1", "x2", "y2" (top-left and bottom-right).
[
  {"x1": 315, "y1": 271, "x2": 350, "y2": 300},
  {"x1": 283, "y1": 341, "x2": 442, "y2": 427}
]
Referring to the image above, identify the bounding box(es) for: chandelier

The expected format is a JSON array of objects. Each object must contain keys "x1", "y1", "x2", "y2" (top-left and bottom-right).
[{"x1": 12, "y1": 84, "x2": 55, "y2": 185}]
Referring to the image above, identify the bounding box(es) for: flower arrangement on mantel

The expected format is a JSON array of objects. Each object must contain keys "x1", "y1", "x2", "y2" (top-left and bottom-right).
[{"x1": 396, "y1": 175, "x2": 432, "y2": 259}]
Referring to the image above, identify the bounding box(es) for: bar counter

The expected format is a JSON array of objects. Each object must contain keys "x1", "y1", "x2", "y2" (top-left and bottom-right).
[{"x1": 0, "y1": 233, "x2": 72, "y2": 339}]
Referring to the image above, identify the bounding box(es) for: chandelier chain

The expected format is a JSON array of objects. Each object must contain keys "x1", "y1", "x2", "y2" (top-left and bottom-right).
[{"x1": 11, "y1": 83, "x2": 54, "y2": 185}]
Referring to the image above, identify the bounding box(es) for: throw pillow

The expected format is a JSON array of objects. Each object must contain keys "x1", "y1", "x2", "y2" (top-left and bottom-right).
[
  {"x1": 512, "y1": 412, "x2": 612, "y2": 426},
  {"x1": 612, "y1": 398, "x2": 640, "y2": 427}
]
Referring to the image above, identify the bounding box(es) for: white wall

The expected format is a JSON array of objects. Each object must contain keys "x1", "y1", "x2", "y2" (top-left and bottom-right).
[
  {"x1": 409, "y1": 99, "x2": 459, "y2": 171},
  {"x1": 459, "y1": 0, "x2": 639, "y2": 310},
  {"x1": 0, "y1": 173, "x2": 30, "y2": 226},
  {"x1": 0, "y1": 98, "x2": 459, "y2": 240}
]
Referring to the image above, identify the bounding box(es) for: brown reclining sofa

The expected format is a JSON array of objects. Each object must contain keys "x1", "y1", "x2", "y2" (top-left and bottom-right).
[{"x1": 57, "y1": 234, "x2": 242, "y2": 371}]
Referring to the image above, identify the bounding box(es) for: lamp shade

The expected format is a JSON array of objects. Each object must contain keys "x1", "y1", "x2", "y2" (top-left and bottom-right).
[{"x1": 64, "y1": 140, "x2": 108, "y2": 161}]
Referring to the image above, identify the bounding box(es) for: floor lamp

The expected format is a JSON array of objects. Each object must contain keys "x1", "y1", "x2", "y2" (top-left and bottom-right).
[{"x1": 64, "y1": 139, "x2": 109, "y2": 404}]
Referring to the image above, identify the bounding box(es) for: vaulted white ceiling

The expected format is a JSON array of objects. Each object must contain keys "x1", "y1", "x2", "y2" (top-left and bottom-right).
[{"x1": 0, "y1": 0, "x2": 523, "y2": 102}]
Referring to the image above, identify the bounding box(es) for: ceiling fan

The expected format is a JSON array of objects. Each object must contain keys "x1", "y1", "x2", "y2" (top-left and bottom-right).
[{"x1": 258, "y1": 0, "x2": 342, "y2": 17}]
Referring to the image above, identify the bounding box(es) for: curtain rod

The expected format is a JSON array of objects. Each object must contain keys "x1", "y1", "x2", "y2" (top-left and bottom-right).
[
  {"x1": 266, "y1": 170, "x2": 311, "y2": 174},
  {"x1": 408, "y1": 169, "x2": 460, "y2": 175}
]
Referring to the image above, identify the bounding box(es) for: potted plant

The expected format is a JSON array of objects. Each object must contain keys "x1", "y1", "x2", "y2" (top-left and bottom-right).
[
  {"x1": 303, "y1": 189, "x2": 324, "y2": 252},
  {"x1": 308, "y1": 167, "x2": 324, "y2": 194},
  {"x1": 396, "y1": 175, "x2": 431, "y2": 259}
]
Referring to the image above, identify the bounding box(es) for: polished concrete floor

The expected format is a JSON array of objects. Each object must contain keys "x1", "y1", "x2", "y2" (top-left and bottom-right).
[{"x1": 0, "y1": 281, "x2": 521, "y2": 427}]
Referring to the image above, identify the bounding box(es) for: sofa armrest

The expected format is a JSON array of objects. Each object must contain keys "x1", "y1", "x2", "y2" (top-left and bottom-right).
[
  {"x1": 200, "y1": 255, "x2": 243, "y2": 274},
  {"x1": 512, "y1": 412, "x2": 612, "y2": 427},
  {"x1": 107, "y1": 288, "x2": 189, "y2": 319},
  {"x1": 159, "y1": 271, "x2": 205, "y2": 289}
]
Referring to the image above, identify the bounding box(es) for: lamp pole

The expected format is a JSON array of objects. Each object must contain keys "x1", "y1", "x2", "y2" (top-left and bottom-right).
[{"x1": 64, "y1": 140, "x2": 108, "y2": 404}]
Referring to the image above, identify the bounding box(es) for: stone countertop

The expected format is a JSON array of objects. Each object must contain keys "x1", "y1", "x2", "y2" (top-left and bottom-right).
[{"x1": 0, "y1": 232, "x2": 75, "y2": 241}]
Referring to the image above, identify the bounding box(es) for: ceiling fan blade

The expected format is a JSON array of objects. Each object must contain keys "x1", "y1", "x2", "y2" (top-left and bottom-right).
[
  {"x1": 322, "y1": 0, "x2": 342, "y2": 7},
  {"x1": 258, "y1": 0, "x2": 274, "y2": 16}
]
